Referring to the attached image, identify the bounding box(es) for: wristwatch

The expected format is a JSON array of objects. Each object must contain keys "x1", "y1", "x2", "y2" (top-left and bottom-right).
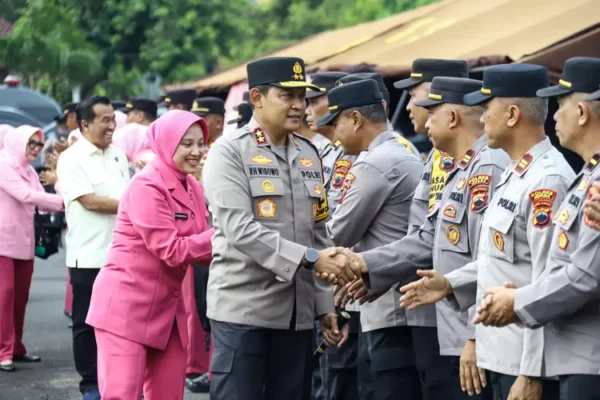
[{"x1": 302, "y1": 248, "x2": 319, "y2": 270}]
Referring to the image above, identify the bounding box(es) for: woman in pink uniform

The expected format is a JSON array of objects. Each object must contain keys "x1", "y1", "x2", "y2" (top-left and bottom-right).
[
  {"x1": 86, "y1": 110, "x2": 214, "y2": 400},
  {"x1": 0, "y1": 125, "x2": 64, "y2": 372}
]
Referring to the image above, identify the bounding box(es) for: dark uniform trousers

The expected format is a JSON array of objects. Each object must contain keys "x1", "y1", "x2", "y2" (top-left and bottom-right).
[
  {"x1": 210, "y1": 316, "x2": 313, "y2": 400},
  {"x1": 312, "y1": 322, "x2": 326, "y2": 400},
  {"x1": 70, "y1": 267, "x2": 100, "y2": 394},
  {"x1": 559, "y1": 375, "x2": 600, "y2": 400},
  {"x1": 490, "y1": 372, "x2": 560, "y2": 400}
]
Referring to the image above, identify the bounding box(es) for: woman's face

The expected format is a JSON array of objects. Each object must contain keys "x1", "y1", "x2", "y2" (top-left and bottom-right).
[
  {"x1": 172, "y1": 123, "x2": 206, "y2": 174},
  {"x1": 26, "y1": 132, "x2": 44, "y2": 161}
]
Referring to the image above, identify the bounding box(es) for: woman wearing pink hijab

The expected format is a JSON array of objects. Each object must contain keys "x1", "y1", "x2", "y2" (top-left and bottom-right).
[
  {"x1": 0, "y1": 125, "x2": 64, "y2": 372},
  {"x1": 86, "y1": 110, "x2": 214, "y2": 400},
  {"x1": 112, "y1": 122, "x2": 156, "y2": 173}
]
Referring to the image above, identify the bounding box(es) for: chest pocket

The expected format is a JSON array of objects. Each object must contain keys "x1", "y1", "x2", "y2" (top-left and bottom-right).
[
  {"x1": 249, "y1": 177, "x2": 285, "y2": 221},
  {"x1": 438, "y1": 203, "x2": 469, "y2": 253},
  {"x1": 87, "y1": 159, "x2": 125, "y2": 197},
  {"x1": 487, "y1": 208, "x2": 516, "y2": 263},
  {"x1": 303, "y1": 180, "x2": 328, "y2": 222}
]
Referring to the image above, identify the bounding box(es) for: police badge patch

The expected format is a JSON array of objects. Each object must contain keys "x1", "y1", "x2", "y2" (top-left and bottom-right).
[
  {"x1": 468, "y1": 174, "x2": 491, "y2": 213},
  {"x1": 332, "y1": 159, "x2": 352, "y2": 189},
  {"x1": 338, "y1": 172, "x2": 356, "y2": 204},
  {"x1": 529, "y1": 189, "x2": 557, "y2": 229}
]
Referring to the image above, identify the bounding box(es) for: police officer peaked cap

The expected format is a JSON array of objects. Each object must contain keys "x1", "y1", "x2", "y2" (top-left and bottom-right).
[
  {"x1": 586, "y1": 86, "x2": 600, "y2": 101},
  {"x1": 191, "y1": 97, "x2": 226, "y2": 116},
  {"x1": 246, "y1": 57, "x2": 320, "y2": 91},
  {"x1": 415, "y1": 77, "x2": 483, "y2": 108},
  {"x1": 111, "y1": 100, "x2": 126, "y2": 110},
  {"x1": 538, "y1": 57, "x2": 600, "y2": 98},
  {"x1": 164, "y1": 89, "x2": 197, "y2": 109},
  {"x1": 317, "y1": 80, "x2": 383, "y2": 127},
  {"x1": 463, "y1": 64, "x2": 548, "y2": 106},
  {"x1": 305, "y1": 72, "x2": 349, "y2": 99},
  {"x1": 228, "y1": 102, "x2": 253, "y2": 125},
  {"x1": 54, "y1": 102, "x2": 78, "y2": 122},
  {"x1": 233, "y1": 91, "x2": 250, "y2": 111},
  {"x1": 337, "y1": 73, "x2": 389, "y2": 95},
  {"x1": 394, "y1": 58, "x2": 469, "y2": 90},
  {"x1": 123, "y1": 98, "x2": 158, "y2": 117}
]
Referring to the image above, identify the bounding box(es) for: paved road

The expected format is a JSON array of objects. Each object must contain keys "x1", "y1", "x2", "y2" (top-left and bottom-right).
[{"x1": 0, "y1": 248, "x2": 209, "y2": 400}]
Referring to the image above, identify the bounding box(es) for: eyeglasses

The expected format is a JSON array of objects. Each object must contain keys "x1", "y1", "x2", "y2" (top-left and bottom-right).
[{"x1": 27, "y1": 140, "x2": 44, "y2": 150}]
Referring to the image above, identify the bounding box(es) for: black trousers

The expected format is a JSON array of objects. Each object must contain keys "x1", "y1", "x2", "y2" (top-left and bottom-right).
[
  {"x1": 70, "y1": 267, "x2": 100, "y2": 394},
  {"x1": 323, "y1": 331, "x2": 360, "y2": 400},
  {"x1": 312, "y1": 322, "x2": 326, "y2": 400},
  {"x1": 210, "y1": 320, "x2": 313, "y2": 400},
  {"x1": 559, "y1": 375, "x2": 600, "y2": 400},
  {"x1": 490, "y1": 372, "x2": 560, "y2": 400}
]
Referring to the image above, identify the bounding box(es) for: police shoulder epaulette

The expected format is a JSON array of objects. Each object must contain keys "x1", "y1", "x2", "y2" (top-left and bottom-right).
[
  {"x1": 252, "y1": 127, "x2": 269, "y2": 147},
  {"x1": 514, "y1": 152, "x2": 533, "y2": 176},
  {"x1": 585, "y1": 152, "x2": 600, "y2": 173},
  {"x1": 334, "y1": 139, "x2": 342, "y2": 148},
  {"x1": 459, "y1": 148, "x2": 476, "y2": 169}
]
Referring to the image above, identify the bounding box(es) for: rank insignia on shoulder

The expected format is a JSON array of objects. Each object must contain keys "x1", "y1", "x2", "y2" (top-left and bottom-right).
[
  {"x1": 468, "y1": 174, "x2": 491, "y2": 213},
  {"x1": 446, "y1": 225, "x2": 460, "y2": 245},
  {"x1": 456, "y1": 178, "x2": 466, "y2": 190},
  {"x1": 514, "y1": 153, "x2": 533, "y2": 175},
  {"x1": 441, "y1": 153, "x2": 455, "y2": 171},
  {"x1": 338, "y1": 172, "x2": 356, "y2": 204},
  {"x1": 558, "y1": 231, "x2": 569, "y2": 251},
  {"x1": 577, "y1": 177, "x2": 589, "y2": 192},
  {"x1": 529, "y1": 189, "x2": 557, "y2": 229},
  {"x1": 443, "y1": 205, "x2": 457, "y2": 218},
  {"x1": 314, "y1": 196, "x2": 329, "y2": 222},
  {"x1": 332, "y1": 159, "x2": 352, "y2": 189},
  {"x1": 585, "y1": 153, "x2": 600, "y2": 173},
  {"x1": 459, "y1": 148, "x2": 475, "y2": 168},
  {"x1": 334, "y1": 140, "x2": 342, "y2": 148},
  {"x1": 299, "y1": 158, "x2": 315, "y2": 168},
  {"x1": 257, "y1": 199, "x2": 276, "y2": 218},
  {"x1": 493, "y1": 232, "x2": 504, "y2": 250},
  {"x1": 251, "y1": 154, "x2": 273, "y2": 165},
  {"x1": 253, "y1": 128, "x2": 268, "y2": 146}
]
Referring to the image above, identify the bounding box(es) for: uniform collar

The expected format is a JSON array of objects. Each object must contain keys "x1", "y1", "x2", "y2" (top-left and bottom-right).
[
  {"x1": 247, "y1": 117, "x2": 301, "y2": 162},
  {"x1": 367, "y1": 129, "x2": 397, "y2": 152},
  {"x1": 152, "y1": 160, "x2": 195, "y2": 211},
  {"x1": 457, "y1": 135, "x2": 487, "y2": 170},
  {"x1": 511, "y1": 137, "x2": 553, "y2": 178},
  {"x1": 77, "y1": 134, "x2": 106, "y2": 156}
]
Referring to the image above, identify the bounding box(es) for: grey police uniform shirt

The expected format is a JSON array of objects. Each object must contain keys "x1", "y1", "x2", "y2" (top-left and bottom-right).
[
  {"x1": 513, "y1": 152, "x2": 600, "y2": 377},
  {"x1": 203, "y1": 118, "x2": 335, "y2": 331},
  {"x1": 321, "y1": 140, "x2": 358, "y2": 215},
  {"x1": 445, "y1": 137, "x2": 575, "y2": 377},
  {"x1": 326, "y1": 130, "x2": 422, "y2": 331},
  {"x1": 388, "y1": 121, "x2": 422, "y2": 160}
]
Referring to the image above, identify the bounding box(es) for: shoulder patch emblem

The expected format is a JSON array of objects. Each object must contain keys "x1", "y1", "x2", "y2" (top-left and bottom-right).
[
  {"x1": 251, "y1": 154, "x2": 273, "y2": 165},
  {"x1": 443, "y1": 205, "x2": 457, "y2": 218},
  {"x1": 456, "y1": 178, "x2": 466, "y2": 190},
  {"x1": 253, "y1": 128, "x2": 268, "y2": 146},
  {"x1": 558, "y1": 231, "x2": 569, "y2": 251},
  {"x1": 440, "y1": 153, "x2": 455, "y2": 172},
  {"x1": 459, "y1": 148, "x2": 475, "y2": 168},
  {"x1": 314, "y1": 197, "x2": 329, "y2": 222},
  {"x1": 257, "y1": 199, "x2": 276, "y2": 218},
  {"x1": 585, "y1": 153, "x2": 600, "y2": 173},
  {"x1": 529, "y1": 189, "x2": 557, "y2": 229},
  {"x1": 514, "y1": 153, "x2": 533, "y2": 175},
  {"x1": 493, "y1": 232, "x2": 505, "y2": 250},
  {"x1": 332, "y1": 159, "x2": 352, "y2": 189},
  {"x1": 446, "y1": 225, "x2": 460, "y2": 245},
  {"x1": 338, "y1": 172, "x2": 356, "y2": 204},
  {"x1": 468, "y1": 174, "x2": 491, "y2": 213},
  {"x1": 299, "y1": 158, "x2": 315, "y2": 168}
]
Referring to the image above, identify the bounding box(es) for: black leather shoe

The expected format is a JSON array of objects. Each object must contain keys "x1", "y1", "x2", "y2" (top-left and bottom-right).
[
  {"x1": 185, "y1": 372, "x2": 210, "y2": 393},
  {"x1": 0, "y1": 362, "x2": 15, "y2": 372},
  {"x1": 13, "y1": 354, "x2": 41, "y2": 363}
]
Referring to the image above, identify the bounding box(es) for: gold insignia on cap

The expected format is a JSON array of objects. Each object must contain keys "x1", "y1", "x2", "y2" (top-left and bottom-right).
[
  {"x1": 126, "y1": 103, "x2": 133, "y2": 108},
  {"x1": 410, "y1": 72, "x2": 423, "y2": 78},
  {"x1": 63, "y1": 109, "x2": 69, "y2": 115},
  {"x1": 428, "y1": 93, "x2": 442, "y2": 100},
  {"x1": 262, "y1": 180, "x2": 275, "y2": 193},
  {"x1": 559, "y1": 79, "x2": 572, "y2": 88},
  {"x1": 165, "y1": 97, "x2": 171, "y2": 103},
  {"x1": 292, "y1": 62, "x2": 304, "y2": 80},
  {"x1": 193, "y1": 107, "x2": 210, "y2": 112},
  {"x1": 328, "y1": 105, "x2": 339, "y2": 111},
  {"x1": 336, "y1": 81, "x2": 343, "y2": 87},
  {"x1": 481, "y1": 88, "x2": 491, "y2": 95}
]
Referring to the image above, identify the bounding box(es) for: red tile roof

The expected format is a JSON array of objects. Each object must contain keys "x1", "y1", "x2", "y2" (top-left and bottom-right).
[{"x1": 0, "y1": 18, "x2": 14, "y2": 36}]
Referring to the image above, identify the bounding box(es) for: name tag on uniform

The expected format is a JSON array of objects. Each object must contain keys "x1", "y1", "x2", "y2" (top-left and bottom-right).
[{"x1": 174, "y1": 213, "x2": 188, "y2": 220}]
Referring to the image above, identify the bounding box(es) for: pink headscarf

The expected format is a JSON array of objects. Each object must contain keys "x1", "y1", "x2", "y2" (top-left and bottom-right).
[
  {"x1": 0, "y1": 125, "x2": 43, "y2": 179},
  {"x1": 0, "y1": 124, "x2": 15, "y2": 150},
  {"x1": 115, "y1": 110, "x2": 128, "y2": 130},
  {"x1": 112, "y1": 123, "x2": 153, "y2": 162},
  {"x1": 146, "y1": 110, "x2": 208, "y2": 179}
]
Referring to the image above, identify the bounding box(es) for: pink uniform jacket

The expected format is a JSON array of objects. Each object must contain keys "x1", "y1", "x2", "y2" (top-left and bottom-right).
[
  {"x1": 0, "y1": 126, "x2": 64, "y2": 260},
  {"x1": 86, "y1": 160, "x2": 214, "y2": 350}
]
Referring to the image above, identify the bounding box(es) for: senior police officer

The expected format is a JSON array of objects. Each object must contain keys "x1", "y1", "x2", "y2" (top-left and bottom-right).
[
  {"x1": 192, "y1": 97, "x2": 226, "y2": 146},
  {"x1": 321, "y1": 79, "x2": 425, "y2": 400},
  {"x1": 396, "y1": 64, "x2": 575, "y2": 400},
  {"x1": 473, "y1": 57, "x2": 600, "y2": 400},
  {"x1": 202, "y1": 56, "x2": 353, "y2": 400},
  {"x1": 165, "y1": 89, "x2": 197, "y2": 111}
]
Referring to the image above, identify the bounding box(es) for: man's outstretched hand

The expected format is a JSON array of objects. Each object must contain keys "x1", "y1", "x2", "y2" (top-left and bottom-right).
[{"x1": 399, "y1": 270, "x2": 452, "y2": 310}]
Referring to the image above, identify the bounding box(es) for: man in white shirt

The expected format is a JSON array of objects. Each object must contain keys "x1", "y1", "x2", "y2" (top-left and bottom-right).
[{"x1": 56, "y1": 96, "x2": 130, "y2": 400}]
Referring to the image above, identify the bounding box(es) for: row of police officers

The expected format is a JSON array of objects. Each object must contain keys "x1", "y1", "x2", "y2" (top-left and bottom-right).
[{"x1": 199, "y1": 54, "x2": 600, "y2": 400}]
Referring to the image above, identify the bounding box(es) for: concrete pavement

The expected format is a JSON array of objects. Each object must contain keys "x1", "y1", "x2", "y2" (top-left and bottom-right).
[{"x1": 0, "y1": 248, "x2": 209, "y2": 400}]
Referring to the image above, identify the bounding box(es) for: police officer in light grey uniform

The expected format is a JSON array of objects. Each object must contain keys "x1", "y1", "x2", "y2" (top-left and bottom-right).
[
  {"x1": 203, "y1": 57, "x2": 347, "y2": 400},
  {"x1": 400, "y1": 64, "x2": 574, "y2": 400},
  {"x1": 474, "y1": 57, "x2": 600, "y2": 400},
  {"x1": 321, "y1": 79, "x2": 424, "y2": 399}
]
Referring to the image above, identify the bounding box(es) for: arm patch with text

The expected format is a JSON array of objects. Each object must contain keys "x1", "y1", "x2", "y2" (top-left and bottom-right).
[
  {"x1": 529, "y1": 189, "x2": 557, "y2": 229},
  {"x1": 337, "y1": 172, "x2": 356, "y2": 205},
  {"x1": 468, "y1": 174, "x2": 491, "y2": 213}
]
